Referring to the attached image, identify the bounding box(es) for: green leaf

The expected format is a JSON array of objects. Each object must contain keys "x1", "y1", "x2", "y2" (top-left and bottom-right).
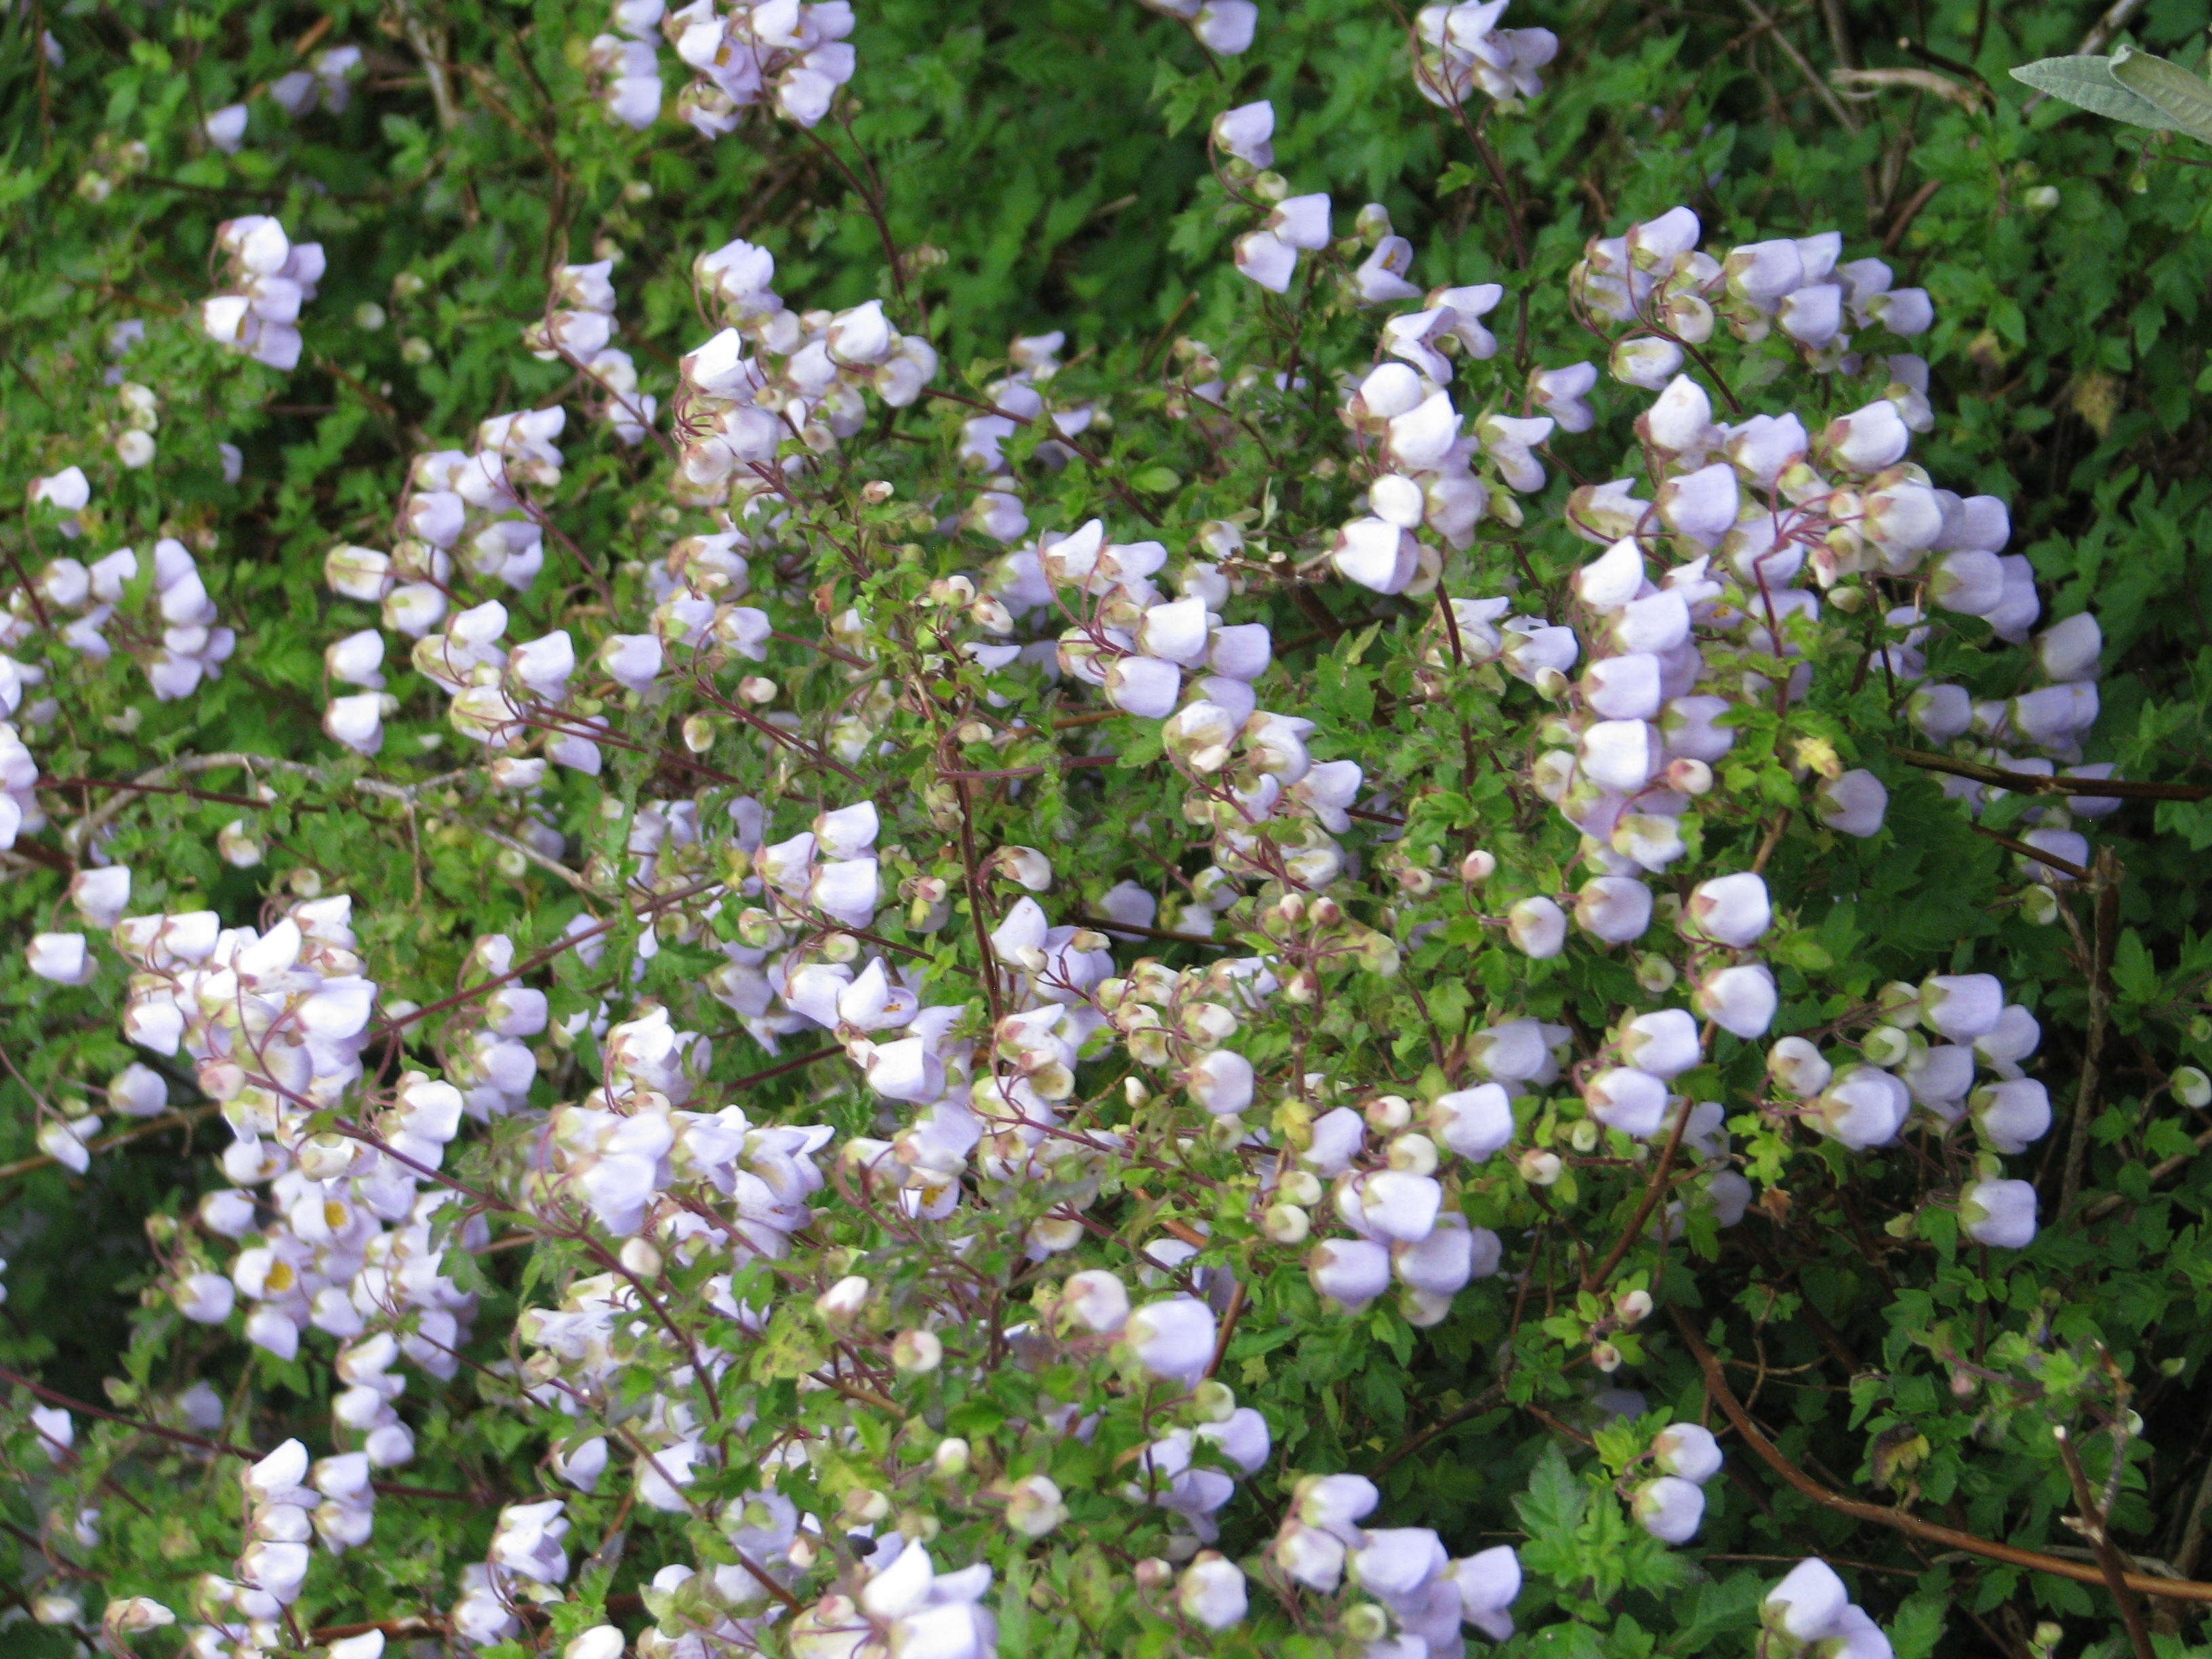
[
  {"x1": 1664, "y1": 1571, "x2": 1767, "y2": 1656},
  {"x1": 2110, "y1": 45, "x2": 2212, "y2": 142},
  {"x1": 1130, "y1": 465, "x2": 1182, "y2": 494},
  {"x1": 1889, "y1": 1589, "x2": 1950, "y2": 1659},
  {"x1": 2010, "y1": 55, "x2": 2182, "y2": 131},
  {"x1": 1513, "y1": 1439, "x2": 1587, "y2": 1544},
  {"x1": 2112, "y1": 928, "x2": 2159, "y2": 1004}
]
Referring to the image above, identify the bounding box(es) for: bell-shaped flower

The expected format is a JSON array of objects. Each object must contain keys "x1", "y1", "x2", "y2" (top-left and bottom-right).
[
  {"x1": 1105, "y1": 655, "x2": 1183, "y2": 718},
  {"x1": 1125, "y1": 1295, "x2": 1216, "y2": 1389},
  {"x1": 1646, "y1": 375, "x2": 1715, "y2": 455},
  {"x1": 1811, "y1": 1066, "x2": 1908, "y2": 1150},
  {"x1": 1580, "y1": 718, "x2": 1659, "y2": 793},
  {"x1": 1355, "y1": 236, "x2": 1423, "y2": 306},
  {"x1": 325, "y1": 629, "x2": 386, "y2": 690},
  {"x1": 1389, "y1": 390, "x2": 1461, "y2": 471},
  {"x1": 1586, "y1": 1067, "x2": 1668, "y2": 1138},
  {"x1": 1309, "y1": 1237, "x2": 1391, "y2": 1312},
  {"x1": 1061, "y1": 1269, "x2": 1130, "y2": 1334},
  {"x1": 29, "y1": 466, "x2": 91, "y2": 512},
  {"x1": 1138, "y1": 596, "x2": 1213, "y2": 668},
  {"x1": 1579, "y1": 537, "x2": 1648, "y2": 611},
  {"x1": 1762, "y1": 1559, "x2": 1849, "y2": 1642},
  {"x1": 1816, "y1": 769, "x2": 1887, "y2": 837},
  {"x1": 1584, "y1": 653, "x2": 1662, "y2": 721},
  {"x1": 1208, "y1": 623, "x2": 1272, "y2": 681},
  {"x1": 1653, "y1": 1422, "x2": 1723, "y2": 1483},
  {"x1": 1532, "y1": 361, "x2": 1598, "y2": 432},
  {"x1": 1431, "y1": 1083, "x2": 1513, "y2": 1160},
  {"x1": 825, "y1": 300, "x2": 893, "y2": 366},
  {"x1": 1612, "y1": 335, "x2": 1685, "y2": 390},
  {"x1": 1622, "y1": 1008, "x2": 1701, "y2": 1078},
  {"x1": 1695, "y1": 962, "x2": 1777, "y2": 1039},
  {"x1": 1575, "y1": 875, "x2": 1652, "y2": 943},
  {"x1": 1187, "y1": 1049, "x2": 1254, "y2": 1116},
  {"x1": 1657, "y1": 462, "x2": 1739, "y2": 548},
  {"x1": 70, "y1": 867, "x2": 132, "y2": 929},
  {"x1": 27, "y1": 932, "x2": 94, "y2": 985},
  {"x1": 1824, "y1": 401, "x2": 1910, "y2": 473},
  {"x1": 2009, "y1": 680, "x2": 2099, "y2": 745},
  {"x1": 1345, "y1": 1169, "x2": 1441, "y2": 1244},
  {"x1": 1777, "y1": 282, "x2": 1842, "y2": 346},
  {"x1": 1394, "y1": 1214, "x2": 1488, "y2": 1296},
  {"x1": 2037, "y1": 612, "x2": 2101, "y2": 682},
  {"x1": 1351, "y1": 1527, "x2": 1448, "y2": 1599},
  {"x1": 1901, "y1": 1042, "x2": 1975, "y2": 1111},
  {"x1": 1269, "y1": 192, "x2": 1332, "y2": 251},
  {"x1": 1295, "y1": 1472, "x2": 1379, "y2": 1541},
  {"x1": 1920, "y1": 973, "x2": 2003, "y2": 1042},
  {"x1": 1975, "y1": 1004, "x2": 2041, "y2": 1073},
  {"x1": 1211, "y1": 99, "x2": 1273, "y2": 167},
  {"x1": 1179, "y1": 1552, "x2": 1248, "y2": 1629},
  {"x1": 1450, "y1": 1545, "x2": 1521, "y2": 1640},
  {"x1": 1507, "y1": 895, "x2": 1567, "y2": 959},
  {"x1": 1632, "y1": 1475, "x2": 1706, "y2": 1542},
  {"x1": 1233, "y1": 228, "x2": 1298, "y2": 293},
  {"x1": 1687, "y1": 872, "x2": 1770, "y2": 948},
  {"x1": 1961, "y1": 1178, "x2": 2037, "y2": 1248},
  {"x1": 860, "y1": 1037, "x2": 945, "y2": 1105},
  {"x1": 1613, "y1": 588, "x2": 1690, "y2": 653},
  {"x1": 1769, "y1": 1036, "x2": 1831, "y2": 1098},
  {"x1": 1969, "y1": 1078, "x2": 2051, "y2": 1153},
  {"x1": 1332, "y1": 516, "x2": 1419, "y2": 594}
]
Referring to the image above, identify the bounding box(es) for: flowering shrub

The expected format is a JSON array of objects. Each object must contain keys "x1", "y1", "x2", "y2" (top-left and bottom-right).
[{"x1": 7, "y1": 3, "x2": 2212, "y2": 1658}]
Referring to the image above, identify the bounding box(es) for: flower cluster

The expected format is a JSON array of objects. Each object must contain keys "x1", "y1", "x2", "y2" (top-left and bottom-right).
[
  {"x1": 1411, "y1": 3, "x2": 1560, "y2": 110},
  {"x1": 3, "y1": 12, "x2": 2165, "y2": 1657},
  {"x1": 203, "y1": 44, "x2": 363, "y2": 152},
  {"x1": 200, "y1": 214, "x2": 325, "y2": 371},
  {"x1": 590, "y1": 0, "x2": 858, "y2": 134}
]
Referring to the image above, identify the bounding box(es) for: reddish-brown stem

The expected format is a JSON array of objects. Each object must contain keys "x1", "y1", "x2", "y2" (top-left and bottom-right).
[{"x1": 1669, "y1": 1308, "x2": 2212, "y2": 1601}]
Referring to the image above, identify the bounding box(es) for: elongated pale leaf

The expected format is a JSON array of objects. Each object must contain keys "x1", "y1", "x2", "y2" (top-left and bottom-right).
[
  {"x1": 2010, "y1": 54, "x2": 2182, "y2": 131},
  {"x1": 2110, "y1": 45, "x2": 2212, "y2": 143}
]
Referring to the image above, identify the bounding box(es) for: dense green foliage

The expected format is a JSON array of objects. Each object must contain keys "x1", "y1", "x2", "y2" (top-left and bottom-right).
[{"x1": 9, "y1": 1, "x2": 2212, "y2": 1657}]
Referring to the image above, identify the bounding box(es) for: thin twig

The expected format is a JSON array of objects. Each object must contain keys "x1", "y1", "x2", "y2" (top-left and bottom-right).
[
  {"x1": 1736, "y1": 0, "x2": 1863, "y2": 132},
  {"x1": 1582, "y1": 1101, "x2": 1694, "y2": 1292},
  {"x1": 1071, "y1": 913, "x2": 1228, "y2": 949},
  {"x1": 2061, "y1": 849, "x2": 2123, "y2": 1217},
  {"x1": 1891, "y1": 746, "x2": 2211, "y2": 802},
  {"x1": 0, "y1": 1105, "x2": 220, "y2": 1183},
  {"x1": 1969, "y1": 822, "x2": 2093, "y2": 882},
  {"x1": 2054, "y1": 1425, "x2": 2158, "y2": 1659}
]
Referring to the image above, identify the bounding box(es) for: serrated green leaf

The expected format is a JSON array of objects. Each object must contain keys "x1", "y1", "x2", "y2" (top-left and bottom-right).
[
  {"x1": 1889, "y1": 1590, "x2": 1950, "y2": 1659},
  {"x1": 2010, "y1": 54, "x2": 2182, "y2": 131},
  {"x1": 1513, "y1": 1439, "x2": 1587, "y2": 1544}
]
